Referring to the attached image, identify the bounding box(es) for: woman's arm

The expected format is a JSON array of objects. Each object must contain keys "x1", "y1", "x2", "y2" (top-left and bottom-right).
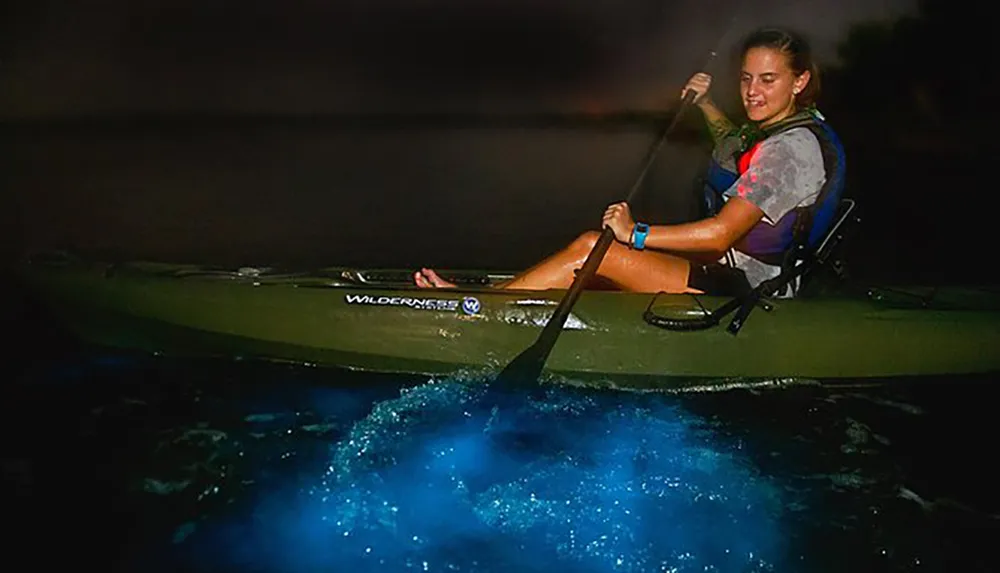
[
  {"x1": 683, "y1": 72, "x2": 735, "y2": 145},
  {"x1": 604, "y1": 129, "x2": 813, "y2": 254},
  {"x1": 641, "y1": 130, "x2": 817, "y2": 253},
  {"x1": 643, "y1": 197, "x2": 763, "y2": 254},
  {"x1": 698, "y1": 100, "x2": 736, "y2": 146},
  {"x1": 602, "y1": 197, "x2": 764, "y2": 254}
]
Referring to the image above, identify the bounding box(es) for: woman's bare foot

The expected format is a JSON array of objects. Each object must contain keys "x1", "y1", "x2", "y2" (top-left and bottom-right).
[{"x1": 413, "y1": 268, "x2": 457, "y2": 288}]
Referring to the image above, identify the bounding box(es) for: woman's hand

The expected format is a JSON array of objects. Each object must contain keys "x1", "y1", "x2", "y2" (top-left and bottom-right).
[
  {"x1": 682, "y1": 72, "x2": 713, "y2": 106},
  {"x1": 602, "y1": 202, "x2": 636, "y2": 244}
]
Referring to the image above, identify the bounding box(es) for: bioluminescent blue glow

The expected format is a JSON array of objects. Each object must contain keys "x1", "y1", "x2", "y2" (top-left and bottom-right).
[{"x1": 172, "y1": 378, "x2": 787, "y2": 572}]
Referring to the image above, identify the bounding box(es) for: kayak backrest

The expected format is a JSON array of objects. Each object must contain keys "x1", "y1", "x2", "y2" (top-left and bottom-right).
[
  {"x1": 767, "y1": 197, "x2": 859, "y2": 298},
  {"x1": 797, "y1": 197, "x2": 859, "y2": 294}
]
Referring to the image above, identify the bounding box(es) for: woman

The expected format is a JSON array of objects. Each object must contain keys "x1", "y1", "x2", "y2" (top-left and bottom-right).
[{"x1": 415, "y1": 27, "x2": 840, "y2": 295}]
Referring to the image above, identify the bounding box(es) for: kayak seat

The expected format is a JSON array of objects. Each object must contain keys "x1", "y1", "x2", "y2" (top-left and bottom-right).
[
  {"x1": 716, "y1": 197, "x2": 859, "y2": 334},
  {"x1": 796, "y1": 197, "x2": 859, "y2": 295},
  {"x1": 766, "y1": 197, "x2": 859, "y2": 299},
  {"x1": 642, "y1": 198, "x2": 859, "y2": 335}
]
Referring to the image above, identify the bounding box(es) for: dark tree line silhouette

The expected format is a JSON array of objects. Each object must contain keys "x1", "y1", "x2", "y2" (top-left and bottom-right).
[
  {"x1": 825, "y1": 0, "x2": 990, "y2": 135},
  {"x1": 816, "y1": 0, "x2": 993, "y2": 281}
]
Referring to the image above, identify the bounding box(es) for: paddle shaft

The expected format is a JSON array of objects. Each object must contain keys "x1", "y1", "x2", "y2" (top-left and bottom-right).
[
  {"x1": 494, "y1": 90, "x2": 701, "y2": 386},
  {"x1": 532, "y1": 90, "x2": 699, "y2": 348},
  {"x1": 494, "y1": 18, "x2": 736, "y2": 385}
]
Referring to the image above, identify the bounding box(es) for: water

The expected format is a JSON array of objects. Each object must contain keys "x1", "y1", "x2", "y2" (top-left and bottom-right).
[
  {"x1": 5, "y1": 345, "x2": 998, "y2": 572},
  {"x1": 0, "y1": 118, "x2": 710, "y2": 270}
]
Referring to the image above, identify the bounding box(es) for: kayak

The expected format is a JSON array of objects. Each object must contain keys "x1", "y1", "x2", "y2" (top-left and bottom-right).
[{"x1": 14, "y1": 251, "x2": 1000, "y2": 391}]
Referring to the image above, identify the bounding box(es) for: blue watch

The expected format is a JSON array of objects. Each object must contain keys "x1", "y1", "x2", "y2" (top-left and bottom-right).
[{"x1": 632, "y1": 222, "x2": 649, "y2": 250}]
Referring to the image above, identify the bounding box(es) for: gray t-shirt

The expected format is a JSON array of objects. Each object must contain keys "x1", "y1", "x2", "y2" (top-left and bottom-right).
[{"x1": 719, "y1": 126, "x2": 827, "y2": 289}]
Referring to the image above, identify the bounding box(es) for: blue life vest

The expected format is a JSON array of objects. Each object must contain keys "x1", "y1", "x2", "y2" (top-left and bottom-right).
[{"x1": 701, "y1": 111, "x2": 847, "y2": 266}]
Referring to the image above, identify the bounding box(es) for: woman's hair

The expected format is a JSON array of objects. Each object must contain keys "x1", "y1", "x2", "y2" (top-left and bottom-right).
[{"x1": 740, "y1": 27, "x2": 820, "y2": 108}]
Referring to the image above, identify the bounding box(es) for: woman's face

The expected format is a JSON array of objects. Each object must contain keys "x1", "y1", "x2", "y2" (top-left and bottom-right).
[{"x1": 740, "y1": 46, "x2": 811, "y2": 127}]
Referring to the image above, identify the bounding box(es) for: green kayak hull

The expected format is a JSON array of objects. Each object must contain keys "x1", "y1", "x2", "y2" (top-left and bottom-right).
[{"x1": 14, "y1": 254, "x2": 1000, "y2": 390}]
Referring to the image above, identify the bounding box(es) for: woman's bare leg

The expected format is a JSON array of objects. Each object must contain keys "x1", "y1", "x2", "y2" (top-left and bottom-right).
[{"x1": 415, "y1": 231, "x2": 698, "y2": 293}]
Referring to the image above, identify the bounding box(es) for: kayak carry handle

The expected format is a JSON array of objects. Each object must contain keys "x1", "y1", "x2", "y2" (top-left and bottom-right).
[
  {"x1": 642, "y1": 291, "x2": 775, "y2": 333},
  {"x1": 642, "y1": 308, "x2": 721, "y2": 331},
  {"x1": 642, "y1": 292, "x2": 745, "y2": 332}
]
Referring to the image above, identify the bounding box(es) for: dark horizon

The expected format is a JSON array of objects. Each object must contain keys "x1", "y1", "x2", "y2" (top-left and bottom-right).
[{"x1": 1, "y1": 0, "x2": 917, "y2": 121}]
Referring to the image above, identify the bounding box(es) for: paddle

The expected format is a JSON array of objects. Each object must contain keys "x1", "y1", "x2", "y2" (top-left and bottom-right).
[{"x1": 491, "y1": 28, "x2": 737, "y2": 390}]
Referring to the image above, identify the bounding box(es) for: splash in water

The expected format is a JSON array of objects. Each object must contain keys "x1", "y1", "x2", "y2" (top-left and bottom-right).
[{"x1": 171, "y1": 375, "x2": 787, "y2": 572}]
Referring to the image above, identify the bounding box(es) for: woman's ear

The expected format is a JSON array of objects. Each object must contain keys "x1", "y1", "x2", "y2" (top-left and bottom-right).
[{"x1": 792, "y1": 70, "x2": 811, "y2": 96}]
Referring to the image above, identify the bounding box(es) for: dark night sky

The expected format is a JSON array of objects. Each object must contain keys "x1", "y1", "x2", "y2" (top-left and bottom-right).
[{"x1": 2, "y1": 0, "x2": 916, "y2": 119}]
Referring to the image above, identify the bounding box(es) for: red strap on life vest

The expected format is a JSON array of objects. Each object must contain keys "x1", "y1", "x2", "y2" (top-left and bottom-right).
[{"x1": 738, "y1": 141, "x2": 764, "y2": 174}]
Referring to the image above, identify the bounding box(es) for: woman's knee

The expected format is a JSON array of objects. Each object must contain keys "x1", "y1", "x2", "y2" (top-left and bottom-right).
[{"x1": 569, "y1": 230, "x2": 601, "y2": 254}]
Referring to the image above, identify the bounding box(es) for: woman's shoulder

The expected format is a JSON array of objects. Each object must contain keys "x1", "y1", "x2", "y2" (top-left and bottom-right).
[
  {"x1": 760, "y1": 126, "x2": 822, "y2": 158},
  {"x1": 747, "y1": 125, "x2": 826, "y2": 183}
]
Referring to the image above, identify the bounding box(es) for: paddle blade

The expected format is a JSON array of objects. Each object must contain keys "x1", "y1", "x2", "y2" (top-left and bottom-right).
[
  {"x1": 493, "y1": 339, "x2": 549, "y2": 389},
  {"x1": 492, "y1": 229, "x2": 615, "y2": 390}
]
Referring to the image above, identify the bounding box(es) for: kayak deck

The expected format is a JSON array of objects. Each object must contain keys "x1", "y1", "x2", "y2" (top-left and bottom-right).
[{"x1": 15, "y1": 254, "x2": 1000, "y2": 390}]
